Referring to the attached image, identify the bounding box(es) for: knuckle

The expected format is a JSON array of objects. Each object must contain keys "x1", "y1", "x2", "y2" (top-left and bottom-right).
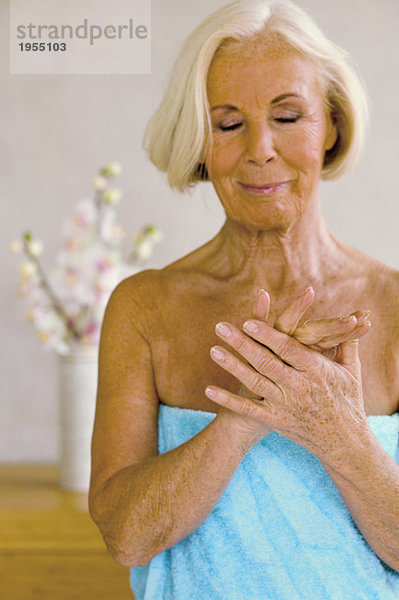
[
  {"x1": 238, "y1": 398, "x2": 256, "y2": 417},
  {"x1": 235, "y1": 333, "x2": 249, "y2": 353},
  {"x1": 247, "y1": 372, "x2": 266, "y2": 395},
  {"x1": 256, "y1": 353, "x2": 275, "y2": 375},
  {"x1": 278, "y1": 337, "x2": 295, "y2": 360}
]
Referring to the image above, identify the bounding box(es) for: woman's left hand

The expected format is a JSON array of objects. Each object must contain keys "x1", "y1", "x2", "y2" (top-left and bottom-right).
[
  {"x1": 206, "y1": 314, "x2": 370, "y2": 460},
  {"x1": 252, "y1": 287, "x2": 371, "y2": 358}
]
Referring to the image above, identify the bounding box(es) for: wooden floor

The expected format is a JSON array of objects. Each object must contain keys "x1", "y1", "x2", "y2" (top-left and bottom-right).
[{"x1": 0, "y1": 464, "x2": 134, "y2": 599}]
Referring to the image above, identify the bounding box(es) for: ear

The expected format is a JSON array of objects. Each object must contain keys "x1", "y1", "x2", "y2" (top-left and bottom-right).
[{"x1": 324, "y1": 111, "x2": 338, "y2": 151}]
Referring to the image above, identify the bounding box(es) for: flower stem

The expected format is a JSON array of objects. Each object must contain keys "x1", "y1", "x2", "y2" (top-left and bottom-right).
[{"x1": 23, "y1": 243, "x2": 81, "y2": 340}]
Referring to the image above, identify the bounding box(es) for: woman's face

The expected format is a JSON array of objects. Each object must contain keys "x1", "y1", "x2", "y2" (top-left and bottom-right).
[{"x1": 205, "y1": 40, "x2": 337, "y2": 231}]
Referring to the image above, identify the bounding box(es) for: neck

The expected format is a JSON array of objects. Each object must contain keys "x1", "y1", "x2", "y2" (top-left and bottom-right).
[{"x1": 211, "y1": 202, "x2": 344, "y2": 297}]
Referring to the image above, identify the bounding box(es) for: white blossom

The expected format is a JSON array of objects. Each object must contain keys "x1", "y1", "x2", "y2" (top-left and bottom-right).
[
  {"x1": 26, "y1": 239, "x2": 44, "y2": 257},
  {"x1": 11, "y1": 162, "x2": 163, "y2": 354},
  {"x1": 134, "y1": 238, "x2": 153, "y2": 260},
  {"x1": 92, "y1": 176, "x2": 107, "y2": 191},
  {"x1": 19, "y1": 261, "x2": 38, "y2": 281}
]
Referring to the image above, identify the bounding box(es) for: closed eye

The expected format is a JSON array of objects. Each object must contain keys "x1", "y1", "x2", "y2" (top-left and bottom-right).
[
  {"x1": 218, "y1": 122, "x2": 242, "y2": 131},
  {"x1": 219, "y1": 116, "x2": 300, "y2": 130},
  {"x1": 274, "y1": 117, "x2": 300, "y2": 123}
]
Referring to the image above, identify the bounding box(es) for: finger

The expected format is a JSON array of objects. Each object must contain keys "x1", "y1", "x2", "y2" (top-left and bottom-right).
[
  {"x1": 335, "y1": 339, "x2": 362, "y2": 379},
  {"x1": 241, "y1": 319, "x2": 318, "y2": 371},
  {"x1": 252, "y1": 289, "x2": 270, "y2": 321},
  {"x1": 273, "y1": 287, "x2": 314, "y2": 335},
  {"x1": 215, "y1": 321, "x2": 298, "y2": 383},
  {"x1": 294, "y1": 315, "x2": 358, "y2": 346},
  {"x1": 239, "y1": 382, "x2": 263, "y2": 401},
  {"x1": 351, "y1": 310, "x2": 371, "y2": 321},
  {"x1": 309, "y1": 320, "x2": 371, "y2": 350},
  {"x1": 294, "y1": 310, "x2": 371, "y2": 346},
  {"x1": 205, "y1": 385, "x2": 272, "y2": 421},
  {"x1": 209, "y1": 344, "x2": 282, "y2": 401}
]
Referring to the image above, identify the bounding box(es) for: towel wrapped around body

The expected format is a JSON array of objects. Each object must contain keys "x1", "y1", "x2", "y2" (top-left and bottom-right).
[{"x1": 130, "y1": 404, "x2": 399, "y2": 600}]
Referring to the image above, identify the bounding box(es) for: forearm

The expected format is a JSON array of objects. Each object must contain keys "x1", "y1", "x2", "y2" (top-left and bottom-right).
[
  {"x1": 321, "y1": 428, "x2": 399, "y2": 571},
  {"x1": 89, "y1": 410, "x2": 262, "y2": 567}
]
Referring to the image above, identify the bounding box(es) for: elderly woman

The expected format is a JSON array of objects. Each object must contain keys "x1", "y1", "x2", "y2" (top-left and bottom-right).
[{"x1": 89, "y1": 1, "x2": 399, "y2": 598}]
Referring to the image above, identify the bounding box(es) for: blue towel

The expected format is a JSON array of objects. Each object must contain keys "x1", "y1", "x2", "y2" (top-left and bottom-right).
[{"x1": 130, "y1": 405, "x2": 399, "y2": 600}]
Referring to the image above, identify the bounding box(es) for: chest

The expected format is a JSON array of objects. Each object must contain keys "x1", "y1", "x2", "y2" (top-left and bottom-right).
[{"x1": 149, "y1": 296, "x2": 399, "y2": 416}]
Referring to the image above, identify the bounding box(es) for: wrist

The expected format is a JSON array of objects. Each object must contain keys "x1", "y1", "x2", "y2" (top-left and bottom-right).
[
  {"x1": 213, "y1": 408, "x2": 271, "y2": 451},
  {"x1": 319, "y1": 421, "x2": 378, "y2": 478}
]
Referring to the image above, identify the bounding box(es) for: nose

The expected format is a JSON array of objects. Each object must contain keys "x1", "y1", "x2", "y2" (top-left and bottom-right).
[{"x1": 244, "y1": 123, "x2": 277, "y2": 164}]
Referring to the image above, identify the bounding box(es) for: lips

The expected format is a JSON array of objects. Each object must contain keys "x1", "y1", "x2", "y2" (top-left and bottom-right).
[{"x1": 237, "y1": 180, "x2": 291, "y2": 195}]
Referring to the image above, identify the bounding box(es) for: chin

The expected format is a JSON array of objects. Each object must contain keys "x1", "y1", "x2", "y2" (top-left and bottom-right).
[
  {"x1": 231, "y1": 212, "x2": 300, "y2": 233},
  {"x1": 233, "y1": 198, "x2": 303, "y2": 231}
]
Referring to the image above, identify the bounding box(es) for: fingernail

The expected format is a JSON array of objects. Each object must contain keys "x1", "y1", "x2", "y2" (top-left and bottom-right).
[
  {"x1": 258, "y1": 288, "x2": 269, "y2": 298},
  {"x1": 210, "y1": 346, "x2": 226, "y2": 361},
  {"x1": 357, "y1": 310, "x2": 371, "y2": 323},
  {"x1": 215, "y1": 322, "x2": 231, "y2": 337},
  {"x1": 298, "y1": 287, "x2": 314, "y2": 303},
  {"x1": 341, "y1": 316, "x2": 356, "y2": 323},
  {"x1": 205, "y1": 386, "x2": 217, "y2": 398},
  {"x1": 243, "y1": 320, "x2": 258, "y2": 333},
  {"x1": 357, "y1": 319, "x2": 371, "y2": 329}
]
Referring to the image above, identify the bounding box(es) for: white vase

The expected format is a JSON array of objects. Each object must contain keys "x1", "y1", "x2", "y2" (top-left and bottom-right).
[{"x1": 57, "y1": 344, "x2": 98, "y2": 492}]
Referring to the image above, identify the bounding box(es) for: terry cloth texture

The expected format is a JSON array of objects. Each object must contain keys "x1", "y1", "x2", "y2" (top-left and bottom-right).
[{"x1": 130, "y1": 404, "x2": 399, "y2": 600}]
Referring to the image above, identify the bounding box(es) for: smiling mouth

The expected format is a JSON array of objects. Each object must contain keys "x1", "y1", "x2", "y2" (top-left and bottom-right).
[{"x1": 237, "y1": 181, "x2": 291, "y2": 195}]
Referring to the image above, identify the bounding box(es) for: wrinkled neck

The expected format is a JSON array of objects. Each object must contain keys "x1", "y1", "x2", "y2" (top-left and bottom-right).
[{"x1": 212, "y1": 202, "x2": 342, "y2": 295}]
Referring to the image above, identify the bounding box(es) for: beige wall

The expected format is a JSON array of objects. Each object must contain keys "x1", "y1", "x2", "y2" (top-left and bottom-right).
[{"x1": 2, "y1": 0, "x2": 398, "y2": 461}]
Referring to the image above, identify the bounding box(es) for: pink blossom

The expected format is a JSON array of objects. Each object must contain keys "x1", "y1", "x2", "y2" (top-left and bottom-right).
[{"x1": 11, "y1": 163, "x2": 163, "y2": 354}]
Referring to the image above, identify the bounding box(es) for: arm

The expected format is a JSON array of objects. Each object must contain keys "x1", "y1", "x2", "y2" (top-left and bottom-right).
[
  {"x1": 90, "y1": 277, "x2": 371, "y2": 567},
  {"x1": 205, "y1": 313, "x2": 399, "y2": 571},
  {"x1": 323, "y1": 428, "x2": 399, "y2": 570},
  {"x1": 89, "y1": 273, "x2": 268, "y2": 567}
]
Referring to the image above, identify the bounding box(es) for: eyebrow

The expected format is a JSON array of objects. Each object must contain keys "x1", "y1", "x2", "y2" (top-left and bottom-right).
[
  {"x1": 272, "y1": 93, "x2": 307, "y2": 104},
  {"x1": 210, "y1": 93, "x2": 307, "y2": 111}
]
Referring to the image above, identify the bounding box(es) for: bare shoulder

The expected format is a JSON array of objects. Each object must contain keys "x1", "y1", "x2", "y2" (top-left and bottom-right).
[
  {"x1": 119, "y1": 231, "x2": 220, "y2": 299},
  {"x1": 362, "y1": 259, "x2": 399, "y2": 376},
  {"x1": 108, "y1": 268, "x2": 165, "y2": 334},
  {"x1": 368, "y1": 264, "x2": 399, "y2": 412},
  {"x1": 380, "y1": 267, "x2": 399, "y2": 347},
  {"x1": 380, "y1": 265, "x2": 399, "y2": 303},
  {"x1": 345, "y1": 245, "x2": 399, "y2": 317},
  {"x1": 366, "y1": 260, "x2": 399, "y2": 322},
  {"x1": 109, "y1": 264, "x2": 217, "y2": 351},
  {"x1": 114, "y1": 268, "x2": 162, "y2": 299},
  {"x1": 118, "y1": 262, "x2": 210, "y2": 304}
]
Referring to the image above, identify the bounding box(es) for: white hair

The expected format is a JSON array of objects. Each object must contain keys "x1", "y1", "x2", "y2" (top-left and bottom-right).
[{"x1": 143, "y1": 0, "x2": 369, "y2": 193}]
